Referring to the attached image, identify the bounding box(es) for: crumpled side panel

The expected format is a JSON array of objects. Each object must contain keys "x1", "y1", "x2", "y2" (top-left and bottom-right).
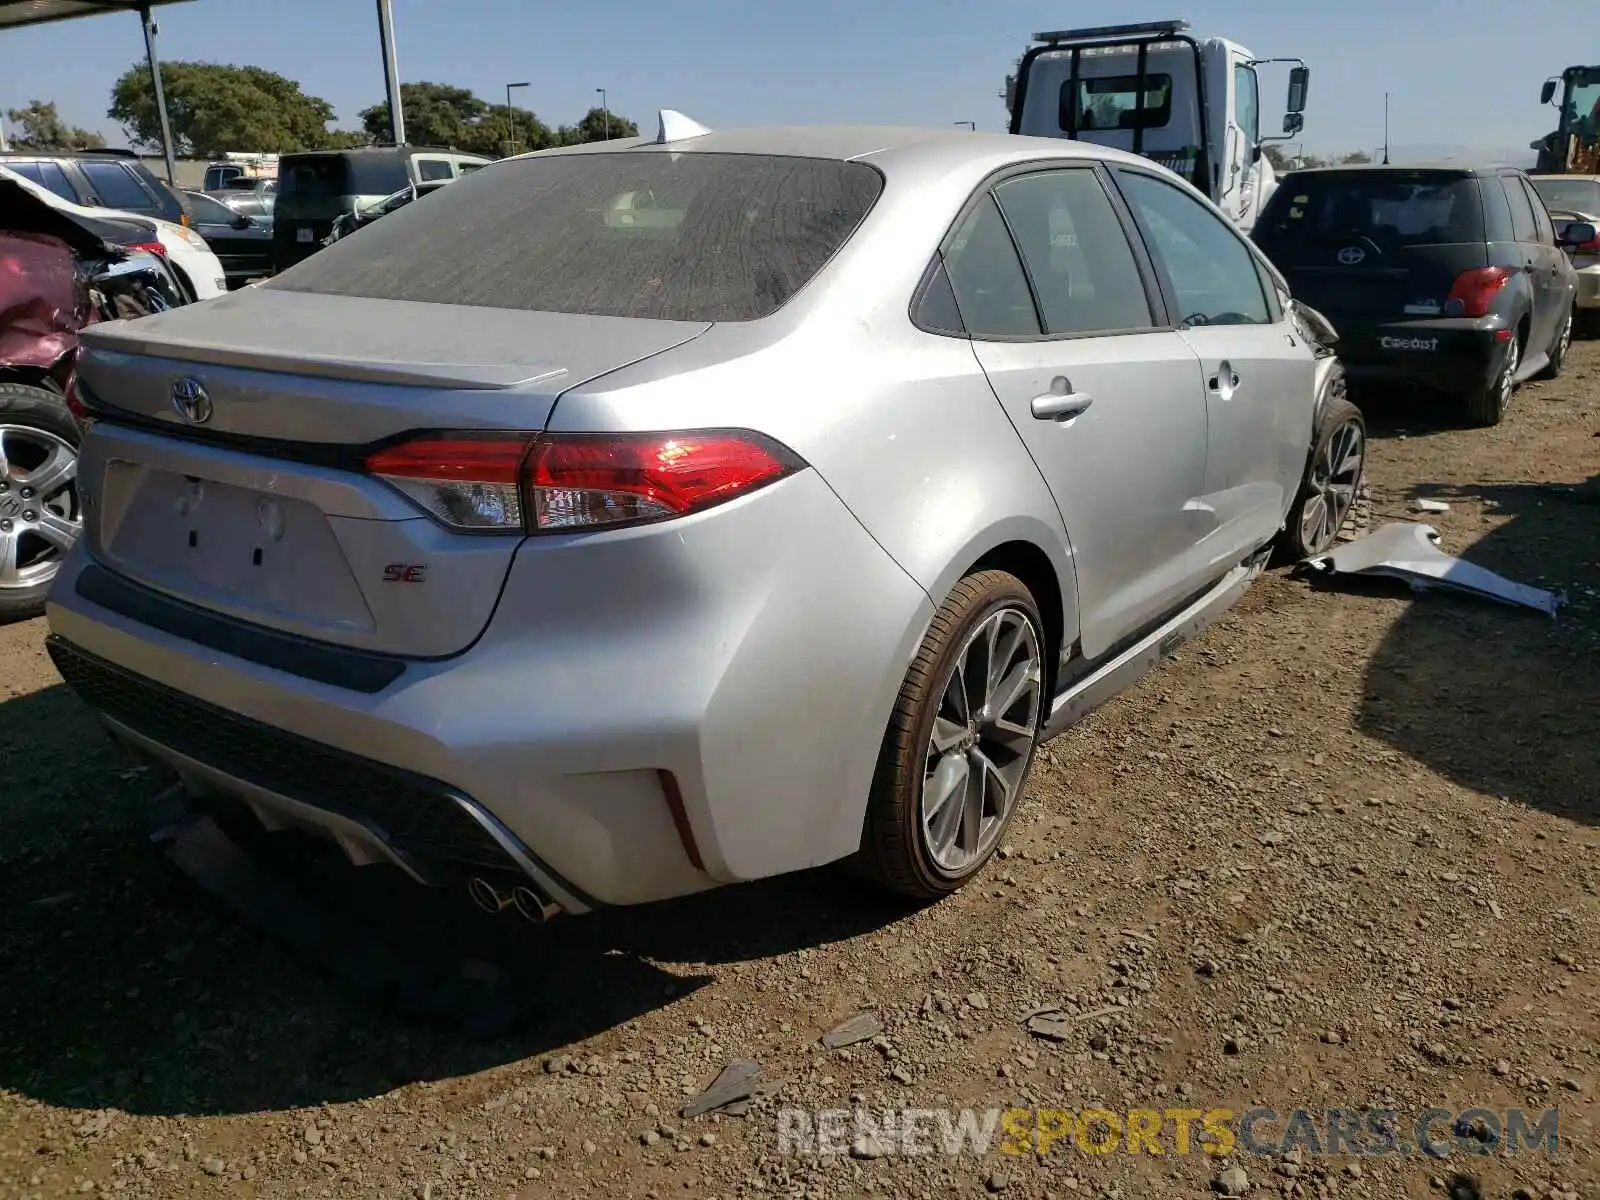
[{"x1": 0, "y1": 231, "x2": 86, "y2": 373}]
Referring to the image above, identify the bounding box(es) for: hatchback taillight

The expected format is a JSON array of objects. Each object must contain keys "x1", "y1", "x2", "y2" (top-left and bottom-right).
[
  {"x1": 1443, "y1": 266, "x2": 1513, "y2": 318},
  {"x1": 365, "y1": 430, "x2": 803, "y2": 534}
]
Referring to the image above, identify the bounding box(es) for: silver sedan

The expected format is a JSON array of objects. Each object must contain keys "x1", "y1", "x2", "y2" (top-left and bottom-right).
[{"x1": 46, "y1": 116, "x2": 1363, "y2": 920}]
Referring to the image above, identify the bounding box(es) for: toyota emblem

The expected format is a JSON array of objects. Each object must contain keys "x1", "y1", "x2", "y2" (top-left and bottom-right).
[
  {"x1": 1336, "y1": 246, "x2": 1366, "y2": 266},
  {"x1": 170, "y1": 376, "x2": 213, "y2": 425}
]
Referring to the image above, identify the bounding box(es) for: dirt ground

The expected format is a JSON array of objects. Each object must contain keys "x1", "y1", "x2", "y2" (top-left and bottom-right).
[{"x1": 1, "y1": 345, "x2": 1597, "y2": 1200}]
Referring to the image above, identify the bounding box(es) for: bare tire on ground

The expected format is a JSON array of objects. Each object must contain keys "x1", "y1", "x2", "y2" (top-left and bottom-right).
[
  {"x1": 858, "y1": 570, "x2": 1046, "y2": 901},
  {"x1": 0, "y1": 381, "x2": 82, "y2": 623},
  {"x1": 1276, "y1": 367, "x2": 1366, "y2": 562}
]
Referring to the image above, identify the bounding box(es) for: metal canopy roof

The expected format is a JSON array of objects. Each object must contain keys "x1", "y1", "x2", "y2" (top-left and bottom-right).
[{"x1": 0, "y1": 0, "x2": 191, "y2": 31}]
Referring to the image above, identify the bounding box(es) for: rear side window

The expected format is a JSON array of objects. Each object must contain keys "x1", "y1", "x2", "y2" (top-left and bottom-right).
[
  {"x1": 940, "y1": 195, "x2": 1040, "y2": 337},
  {"x1": 1501, "y1": 177, "x2": 1540, "y2": 242},
  {"x1": 415, "y1": 158, "x2": 453, "y2": 182},
  {"x1": 992, "y1": 170, "x2": 1154, "y2": 334},
  {"x1": 267, "y1": 152, "x2": 884, "y2": 322},
  {"x1": 79, "y1": 161, "x2": 154, "y2": 210},
  {"x1": 1255, "y1": 172, "x2": 1486, "y2": 249},
  {"x1": 280, "y1": 154, "x2": 410, "y2": 199},
  {"x1": 7, "y1": 160, "x2": 79, "y2": 203},
  {"x1": 1479, "y1": 175, "x2": 1514, "y2": 242}
]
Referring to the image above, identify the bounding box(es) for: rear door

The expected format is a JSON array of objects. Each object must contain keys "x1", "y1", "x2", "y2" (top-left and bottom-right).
[
  {"x1": 1500, "y1": 173, "x2": 1557, "y2": 348},
  {"x1": 1514, "y1": 173, "x2": 1573, "y2": 347},
  {"x1": 939, "y1": 164, "x2": 1212, "y2": 658},
  {"x1": 1117, "y1": 167, "x2": 1313, "y2": 574}
]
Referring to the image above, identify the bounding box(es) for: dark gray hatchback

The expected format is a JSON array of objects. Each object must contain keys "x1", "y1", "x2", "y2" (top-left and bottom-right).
[{"x1": 1252, "y1": 165, "x2": 1595, "y2": 425}]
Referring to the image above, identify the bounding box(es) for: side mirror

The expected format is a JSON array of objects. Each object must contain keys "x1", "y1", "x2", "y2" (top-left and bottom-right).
[
  {"x1": 1540, "y1": 79, "x2": 1558, "y2": 106},
  {"x1": 1560, "y1": 220, "x2": 1597, "y2": 247},
  {"x1": 231, "y1": 213, "x2": 252, "y2": 229},
  {"x1": 1286, "y1": 66, "x2": 1310, "y2": 114},
  {"x1": 1282, "y1": 112, "x2": 1304, "y2": 136}
]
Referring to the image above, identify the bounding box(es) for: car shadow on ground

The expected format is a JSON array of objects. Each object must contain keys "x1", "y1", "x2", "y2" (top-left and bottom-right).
[
  {"x1": 0, "y1": 683, "x2": 913, "y2": 1118},
  {"x1": 1332, "y1": 473, "x2": 1600, "y2": 827}
]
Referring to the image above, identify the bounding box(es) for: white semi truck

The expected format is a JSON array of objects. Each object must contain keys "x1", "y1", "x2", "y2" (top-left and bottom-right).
[{"x1": 1004, "y1": 19, "x2": 1309, "y2": 232}]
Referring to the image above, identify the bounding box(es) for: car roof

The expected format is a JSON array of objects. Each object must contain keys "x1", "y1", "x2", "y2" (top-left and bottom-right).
[
  {"x1": 514, "y1": 123, "x2": 1161, "y2": 178},
  {"x1": 1280, "y1": 163, "x2": 1511, "y2": 179}
]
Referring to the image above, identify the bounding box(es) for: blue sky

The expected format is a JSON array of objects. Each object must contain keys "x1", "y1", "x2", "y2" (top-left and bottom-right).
[{"x1": 0, "y1": 0, "x2": 1566, "y2": 157}]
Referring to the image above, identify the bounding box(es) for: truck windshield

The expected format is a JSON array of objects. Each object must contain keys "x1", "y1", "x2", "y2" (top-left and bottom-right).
[
  {"x1": 1560, "y1": 70, "x2": 1600, "y2": 138},
  {"x1": 1254, "y1": 172, "x2": 1485, "y2": 250}
]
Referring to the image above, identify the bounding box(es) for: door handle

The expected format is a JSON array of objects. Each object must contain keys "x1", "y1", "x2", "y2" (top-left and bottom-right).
[
  {"x1": 1030, "y1": 377, "x2": 1094, "y2": 421},
  {"x1": 1208, "y1": 361, "x2": 1241, "y2": 400}
]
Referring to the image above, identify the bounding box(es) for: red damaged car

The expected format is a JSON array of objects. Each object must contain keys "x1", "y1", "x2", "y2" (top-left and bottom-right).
[{"x1": 1, "y1": 178, "x2": 186, "y2": 621}]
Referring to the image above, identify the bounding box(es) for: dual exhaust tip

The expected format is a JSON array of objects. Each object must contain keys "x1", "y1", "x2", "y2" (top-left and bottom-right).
[{"x1": 467, "y1": 875, "x2": 561, "y2": 924}]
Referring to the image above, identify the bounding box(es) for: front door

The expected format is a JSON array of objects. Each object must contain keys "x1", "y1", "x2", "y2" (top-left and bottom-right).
[
  {"x1": 1115, "y1": 168, "x2": 1316, "y2": 575},
  {"x1": 938, "y1": 166, "x2": 1211, "y2": 658}
]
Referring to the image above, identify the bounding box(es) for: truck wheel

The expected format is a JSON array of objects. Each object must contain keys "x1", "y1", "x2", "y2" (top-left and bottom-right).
[
  {"x1": 857, "y1": 571, "x2": 1045, "y2": 901},
  {"x1": 1463, "y1": 331, "x2": 1520, "y2": 427},
  {"x1": 1534, "y1": 306, "x2": 1573, "y2": 381},
  {"x1": 0, "y1": 381, "x2": 82, "y2": 623},
  {"x1": 1277, "y1": 367, "x2": 1366, "y2": 561}
]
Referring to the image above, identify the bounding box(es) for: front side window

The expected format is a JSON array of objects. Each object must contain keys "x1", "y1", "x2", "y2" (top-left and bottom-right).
[
  {"x1": 268, "y1": 152, "x2": 884, "y2": 322},
  {"x1": 992, "y1": 169, "x2": 1154, "y2": 335},
  {"x1": 1234, "y1": 65, "x2": 1260, "y2": 145},
  {"x1": 1501, "y1": 176, "x2": 1540, "y2": 242},
  {"x1": 1061, "y1": 73, "x2": 1173, "y2": 133},
  {"x1": 1518, "y1": 178, "x2": 1555, "y2": 244},
  {"x1": 415, "y1": 158, "x2": 453, "y2": 182},
  {"x1": 1118, "y1": 170, "x2": 1270, "y2": 326},
  {"x1": 185, "y1": 192, "x2": 238, "y2": 224}
]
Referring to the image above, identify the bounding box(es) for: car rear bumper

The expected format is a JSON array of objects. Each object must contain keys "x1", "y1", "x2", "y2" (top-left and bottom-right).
[
  {"x1": 1575, "y1": 263, "x2": 1600, "y2": 309},
  {"x1": 1331, "y1": 316, "x2": 1507, "y2": 393},
  {"x1": 45, "y1": 469, "x2": 933, "y2": 910}
]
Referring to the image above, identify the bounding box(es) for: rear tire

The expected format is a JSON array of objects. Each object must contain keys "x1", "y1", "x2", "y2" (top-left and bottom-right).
[
  {"x1": 857, "y1": 571, "x2": 1045, "y2": 902},
  {"x1": 1462, "y1": 329, "x2": 1521, "y2": 428},
  {"x1": 1534, "y1": 306, "x2": 1573, "y2": 380},
  {"x1": 1277, "y1": 366, "x2": 1366, "y2": 561},
  {"x1": 0, "y1": 381, "x2": 82, "y2": 624}
]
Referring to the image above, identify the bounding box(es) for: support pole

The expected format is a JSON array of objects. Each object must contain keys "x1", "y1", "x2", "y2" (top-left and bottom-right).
[
  {"x1": 138, "y1": 4, "x2": 177, "y2": 184},
  {"x1": 376, "y1": 0, "x2": 405, "y2": 144}
]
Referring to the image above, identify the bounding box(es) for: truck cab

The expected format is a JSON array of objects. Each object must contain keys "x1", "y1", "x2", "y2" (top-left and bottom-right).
[
  {"x1": 1534, "y1": 66, "x2": 1600, "y2": 175},
  {"x1": 1005, "y1": 19, "x2": 1308, "y2": 232}
]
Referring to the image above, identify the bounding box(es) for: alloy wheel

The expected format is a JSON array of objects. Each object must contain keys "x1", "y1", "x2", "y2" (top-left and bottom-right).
[
  {"x1": 0, "y1": 425, "x2": 80, "y2": 591},
  {"x1": 1498, "y1": 336, "x2": 1521, "y2": 415},
  {"x1": 920, "y1": 606, "x2": 1042, "y2": 874},
  {"x1": 1298, "y1": 418, "x2": 1365, "y2": 555}
]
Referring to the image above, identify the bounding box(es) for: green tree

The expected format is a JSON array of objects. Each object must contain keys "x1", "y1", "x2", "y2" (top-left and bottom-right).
[
  {"x1": 1263, "y1": 143, "x2": 1291, "y2": 171},
  {"x1": 359, "y1": 82, "x2": 488, "y2": 148},
  {"x1": 4, "y1": 100, "x2": 106, "y2": 150},
  {"x1": 1339, "y1": 149, "x2": 1373, "y2": 164},
  {"x1": 555, "y1": 106, "x2": 640, "y2": 146},
  {"x1": 465, "y1": 108, "x2": 554, "y2": 157},
  {"x1": 108, "y1": 61, "x2": 336, "y2": 154}
]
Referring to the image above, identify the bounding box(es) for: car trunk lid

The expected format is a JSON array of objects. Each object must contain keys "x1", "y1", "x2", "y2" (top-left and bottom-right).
[{"x1": 75, "y1": 289, "x2": 709, "y2": 660}]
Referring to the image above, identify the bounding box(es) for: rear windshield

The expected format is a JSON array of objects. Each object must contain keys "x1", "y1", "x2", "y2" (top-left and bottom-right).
[
  {"x1": 266, "y1": 151, "x2": 885, "y2": 322},
  {"x1": 1255, "y1": 172, "x2": 1484, "y2": 249},
  {"x1": 1530, "y1": 177, "x2": 1600, "y2": 214},
  {"x1": 279, "y1": 154, "x2": 411, "y2": 199}
]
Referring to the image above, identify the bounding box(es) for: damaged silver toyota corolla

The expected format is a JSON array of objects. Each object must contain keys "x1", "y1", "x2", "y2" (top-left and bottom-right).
[{"x1": 46, "y1": 114, "x2": 1362, "y2": 921}]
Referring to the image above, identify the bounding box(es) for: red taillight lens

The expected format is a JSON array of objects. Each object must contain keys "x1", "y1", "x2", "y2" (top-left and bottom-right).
[
  {"x1": 365, "y1": 430, "x2": 802, "y2": 533},
  {"x1": 365, "y1": 433, "x2": 533, "y2": 530},
  {"x1": 525, "y1": 432, "x2": 800, "y2": 531},
  {"x1": 125, "y1": 241, "x2": 167, "y2": 258},
  {"x1": 1443, "y1": 266, "x2": 1513, "y2": 318}
]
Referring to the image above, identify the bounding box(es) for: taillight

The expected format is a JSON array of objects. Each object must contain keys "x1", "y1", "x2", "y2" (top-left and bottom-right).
[
  {"x1": 125, "y1": 241, "x2": 167, "y2": 258},
  {"x1": 1443, "y1": 266, "x2": 1512, "y2": 318},
  {"x1": 365, "y1": 430, "x2": 803, "y2": 533}
]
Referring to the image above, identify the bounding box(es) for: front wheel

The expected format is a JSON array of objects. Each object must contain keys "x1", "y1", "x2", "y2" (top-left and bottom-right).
[
  {"x1": 0, "y1": 381, "x2": 82, "y2": 623},
  {"x1": 858, "y1": 571, "x2": 1045, "y2": 901},
  {"x1": 1277, "y1": 369, "x2": 1366, "y2": 561}
]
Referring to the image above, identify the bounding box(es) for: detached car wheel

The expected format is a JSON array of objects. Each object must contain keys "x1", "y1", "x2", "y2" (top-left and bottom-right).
[
  {"x1": 858, "y1": 570, "x2": 1045, "y2": 901},
  {"x1": 0, "y1": 382, "x2": 82, "y2": 623},
  {"x1": 1278, "y1": 365, "x2": 1366, "y2": 561}
]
